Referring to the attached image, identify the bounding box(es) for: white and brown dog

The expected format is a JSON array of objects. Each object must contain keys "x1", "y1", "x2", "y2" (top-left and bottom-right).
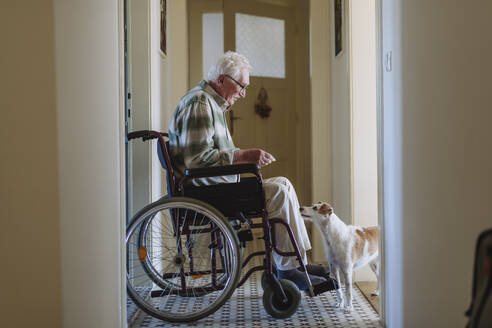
[{"x1": 300, "y1": 202, "x2": 379, "y2": 311}]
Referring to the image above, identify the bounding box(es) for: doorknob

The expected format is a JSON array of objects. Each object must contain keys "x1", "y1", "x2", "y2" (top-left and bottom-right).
[{"x1": 229, "y1": 110, "x2": 242, "y2": 136}]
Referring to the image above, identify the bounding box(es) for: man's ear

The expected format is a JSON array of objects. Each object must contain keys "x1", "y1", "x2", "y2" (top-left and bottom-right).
[
  {"x1": 319, "y1": 203, "x2": 333, "y2": 215},
  {"x1": 218, "y1": 74, "x2": 225, "y2": 84}
]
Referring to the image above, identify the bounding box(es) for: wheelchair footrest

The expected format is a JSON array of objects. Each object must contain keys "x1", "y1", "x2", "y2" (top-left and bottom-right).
[{"x1": 310, "y1": 278, "x2": 340, "y2": 297}]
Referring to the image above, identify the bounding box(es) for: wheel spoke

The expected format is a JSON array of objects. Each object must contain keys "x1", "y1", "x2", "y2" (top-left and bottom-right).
[{"x1": 126, "y1": 198, "x2": 241, "y2": 322}]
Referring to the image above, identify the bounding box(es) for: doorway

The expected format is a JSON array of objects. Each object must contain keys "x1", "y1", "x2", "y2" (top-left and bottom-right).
[{"x1": 124, "y1": 0, "x2": 383, "y2": 326}]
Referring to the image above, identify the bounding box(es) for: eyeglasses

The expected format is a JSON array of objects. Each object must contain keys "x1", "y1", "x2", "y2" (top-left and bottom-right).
[{"x1": 225, "y1": 74, "x2": 249, "y2": 95}]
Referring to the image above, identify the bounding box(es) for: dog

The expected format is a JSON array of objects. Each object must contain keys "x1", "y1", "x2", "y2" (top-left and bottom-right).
[{"x1": 300, "y1": 202, "x2": 379, "y2": 311}]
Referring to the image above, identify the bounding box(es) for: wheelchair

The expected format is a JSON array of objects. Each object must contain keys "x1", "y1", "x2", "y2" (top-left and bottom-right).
[{"x1": 126, "y1": 130, "x2": 331, "y2": 323}]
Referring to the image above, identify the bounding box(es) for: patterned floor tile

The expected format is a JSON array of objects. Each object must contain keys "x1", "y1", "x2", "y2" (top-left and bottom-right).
[{"x1": 128, "y1": 238, "x2": 381, "y2": 328}]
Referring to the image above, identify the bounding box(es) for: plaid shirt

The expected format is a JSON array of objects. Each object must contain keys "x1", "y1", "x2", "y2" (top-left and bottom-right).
[{"x1": 168, "y1": 80, "x2": 239, "y2": 186}]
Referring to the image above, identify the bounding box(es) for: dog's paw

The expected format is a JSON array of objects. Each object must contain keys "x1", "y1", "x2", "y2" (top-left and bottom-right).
[
  {"x1": 335, "y1": 301, "x2": 344, "y2": 308},
  {"x1": 371, "y1": 289, "x2": 379, "y2": 296},
  {"x1": 343, "y1": 304, "x2": 354, "y2": 313}
]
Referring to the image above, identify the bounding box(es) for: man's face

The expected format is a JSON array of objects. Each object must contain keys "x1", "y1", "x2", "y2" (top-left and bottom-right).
[{"x1": 219, "y1": 68, "x2": 250, "y2": 106}]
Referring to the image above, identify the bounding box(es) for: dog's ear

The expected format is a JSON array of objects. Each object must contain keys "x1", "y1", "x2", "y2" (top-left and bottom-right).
[{"x1": 319, "y1": 203, "x2": 333, "y2": 215}]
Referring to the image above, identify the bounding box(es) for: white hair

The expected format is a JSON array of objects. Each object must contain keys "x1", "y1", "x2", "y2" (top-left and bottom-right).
[{"x1": 206, "y1": 51, "x2": 252, "y2": 82}]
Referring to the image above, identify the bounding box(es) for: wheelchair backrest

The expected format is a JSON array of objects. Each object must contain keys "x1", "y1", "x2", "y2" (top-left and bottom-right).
[
  {"x1": 127, "y1": 130, "x2": 178, "y2": 196},
  {"x1": 157, "y1": 139, "x2": 177, "y2": 196}
]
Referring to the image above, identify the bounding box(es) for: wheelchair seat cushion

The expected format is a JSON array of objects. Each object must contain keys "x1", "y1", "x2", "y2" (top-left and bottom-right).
[{"x1": 182, "y1": 177, "x2": 264, "y2": 218}]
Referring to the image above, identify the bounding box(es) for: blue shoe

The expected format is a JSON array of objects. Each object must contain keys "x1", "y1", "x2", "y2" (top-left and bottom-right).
[
  {"x1": 277, "y1": 268, "x2": 327, "y2": 291},
  {"x1": 305, "y1": 264, "x2": 330, "y2": 277},
  {"x1": 305, "y1": 264, "x2": 340, "y2": 292}
]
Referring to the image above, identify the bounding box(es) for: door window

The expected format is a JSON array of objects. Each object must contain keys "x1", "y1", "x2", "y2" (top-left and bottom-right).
[{"x1": 235, "y1": 13, "x2": 285, "y2": 78}]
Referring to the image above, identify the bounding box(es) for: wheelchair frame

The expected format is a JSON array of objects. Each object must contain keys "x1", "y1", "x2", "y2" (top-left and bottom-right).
[{"x1": 126, "y1": 130, "x2": 317, "y2": 322}]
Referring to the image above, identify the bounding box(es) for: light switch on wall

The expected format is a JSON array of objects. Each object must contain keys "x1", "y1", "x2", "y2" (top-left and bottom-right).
[{"x1": 385, "y1": 51, "x2": 392, "y2": 72}]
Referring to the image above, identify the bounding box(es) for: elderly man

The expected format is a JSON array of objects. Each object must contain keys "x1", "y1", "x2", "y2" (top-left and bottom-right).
[{"x1": 168, "y1": 51, "x2": 331, "y2": 291}]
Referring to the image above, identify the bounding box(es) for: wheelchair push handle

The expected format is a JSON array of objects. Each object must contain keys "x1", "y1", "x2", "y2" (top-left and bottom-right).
[{"x1": 127, "y1": 130, "x2": 167, "y2": 142}]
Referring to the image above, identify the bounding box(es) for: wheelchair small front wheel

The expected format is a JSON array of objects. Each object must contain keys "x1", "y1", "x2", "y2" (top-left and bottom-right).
[
  {"x1": 126, "y1": 197, "x2": 242, "y2": 323},
  {"x1": 263, "y1": 279, "x2": 301, "y2": 319}
]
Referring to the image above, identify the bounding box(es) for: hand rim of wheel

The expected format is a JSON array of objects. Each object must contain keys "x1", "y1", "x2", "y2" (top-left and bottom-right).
[{"x1": 126, "y1": 197, "x2": 242, "y2": 322}]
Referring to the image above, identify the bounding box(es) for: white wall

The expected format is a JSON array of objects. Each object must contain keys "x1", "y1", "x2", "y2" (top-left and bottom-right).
[
  {"x1": 165, "y1": 0, "x2": 188, "y2": 126},
  {"x1": 154, "y1": 0, "x2": 188, "y2": 197},
  {"x1": 295, "y1": 0, "x2": 312, "y2": 207},
  {"x1": 150, "y1": 0, "x2": 164, "y2": 200},
  {"x1": 128, "y1": 0, "x2": 187, "y2": 207},
  {"x1": 350, "y1": 0, "x2": 378, "y2": 282},
  {"x1": 330, "y1": 0, "x2": 352, "y2": 224},
  {"x1": 55, "y1": 1, "x2": 124, "y2": 327},
  {"x1": 128, "y1": 0, "x2": 152, "y2": 215},
  {"x1": 310, "y1": 0, "x2": 332, "y2": 263},
  {"x1": 382, "y1": 0, "x2": 492, "y2": 326},
  {"x1": 1, "y1": 1, "x2": 62, "y2": 327}
]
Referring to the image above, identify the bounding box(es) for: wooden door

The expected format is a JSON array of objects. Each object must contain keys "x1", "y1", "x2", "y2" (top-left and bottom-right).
[{"x1": 223, "y1": 0, "x2": 298, "y2": 185}]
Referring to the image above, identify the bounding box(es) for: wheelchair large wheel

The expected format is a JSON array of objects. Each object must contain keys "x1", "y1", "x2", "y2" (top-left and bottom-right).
[{"x1": 126, "y1": 197, "x2": 242, "y2": 323}]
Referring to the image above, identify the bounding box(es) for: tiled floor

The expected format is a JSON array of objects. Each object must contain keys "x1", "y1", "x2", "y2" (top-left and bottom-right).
[
  {"x1": 128, "y1": 238, "x2": 381, "y2": 328},
  {"x1": 129, "y1": 272, "x2": 380, "y2": 328}
]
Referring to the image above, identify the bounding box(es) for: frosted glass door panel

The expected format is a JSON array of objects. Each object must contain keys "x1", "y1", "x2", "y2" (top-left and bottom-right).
[
  {"x1": 235, "y1": 13, "x2": 285, "y2": 78},
  {"x1": 203, "y1": 13, "x2": 224, "y2": 79}
]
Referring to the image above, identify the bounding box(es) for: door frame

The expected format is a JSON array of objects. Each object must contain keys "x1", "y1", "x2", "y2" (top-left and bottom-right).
[
  {"x1": 126, "y1": 0, "x2": 152, "y2": 222},
  {"x1": 121, "y1": 0, "x2": 153, "y2": 325},
  {"x1": 119, "y1": 0, "x2": 128, "y2": 326},
  {"x1": 375, "y1": 0, "x2": 386, "y2": 325}
]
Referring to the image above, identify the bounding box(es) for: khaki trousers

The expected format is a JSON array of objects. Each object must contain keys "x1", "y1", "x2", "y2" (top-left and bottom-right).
[{"x1": 263, "y1": 177, "x2": 311, "y2": 271}]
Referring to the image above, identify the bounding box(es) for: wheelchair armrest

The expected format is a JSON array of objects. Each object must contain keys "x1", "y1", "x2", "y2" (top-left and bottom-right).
[{"x1": 184, "y1": 163, "x2": 260, "y2": 179}]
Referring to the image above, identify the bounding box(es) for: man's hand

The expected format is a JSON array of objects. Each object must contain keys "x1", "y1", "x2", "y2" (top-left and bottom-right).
[{"x1": 233, "y1": 149, "x2": 276, "y2": 167}]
